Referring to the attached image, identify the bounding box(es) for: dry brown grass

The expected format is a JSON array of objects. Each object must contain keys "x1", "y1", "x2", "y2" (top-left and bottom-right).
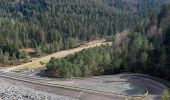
[{"x1": 4, "y1": 39, "x2": 112, "y2": 71}]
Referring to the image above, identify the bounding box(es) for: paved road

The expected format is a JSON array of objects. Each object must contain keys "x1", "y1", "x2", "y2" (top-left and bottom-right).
[
  {"x1": 0, "y1": 72, "x2": 125, "y2": 100},
  {"x1": 0, "y1": 72, "x2": 167, "y2": 100},
  {"x1": 91, "y1": 74, "x2": 168, "y2": 100}
]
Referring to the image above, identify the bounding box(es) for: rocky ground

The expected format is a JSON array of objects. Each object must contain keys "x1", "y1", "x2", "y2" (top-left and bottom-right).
[
  {"x1": 63, "y1": 82, "x2": 147, "y2": 96},
  {"x1": 0, "y1": 79, "x2": 78, "y2": 100}
]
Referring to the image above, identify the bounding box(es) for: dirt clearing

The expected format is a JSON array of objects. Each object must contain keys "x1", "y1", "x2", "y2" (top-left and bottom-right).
[{"x1": 3, "y1": 39, "x2": 112, "y2": 71}]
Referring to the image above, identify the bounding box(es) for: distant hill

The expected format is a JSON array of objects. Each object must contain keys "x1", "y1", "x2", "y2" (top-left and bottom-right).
[
  {"x1": 0, "y1": 0, "x2": 169, "y2": 63},
  {"x1": 45, "y1": 4, "x2": 170, "y2": 81}
]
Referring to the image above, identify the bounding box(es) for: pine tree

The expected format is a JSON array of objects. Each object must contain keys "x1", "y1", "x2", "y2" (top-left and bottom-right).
[
  {"x1": 3, "y1": 52, "x2": 9, "y2": 66},
  {"x1": 0, "y1": 49, "x2": 4, "y2": 66},
  {"x1": 35, "y1": 46, "x2": 43, "y2": 56},
  {"x1": 162, "y1": 90, "x2": 170, "y2": 100}
]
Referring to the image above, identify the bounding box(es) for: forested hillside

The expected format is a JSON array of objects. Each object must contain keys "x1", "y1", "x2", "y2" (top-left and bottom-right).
[
  {"x1": 0, "y1": 0, "x2": 168, "y2": 66},
  {"x1": 46, "y1": 4, "x2": 170, "y2": 81},
  {"x1": 46, "y1": 45, "x2": 115, "y2": 77}
]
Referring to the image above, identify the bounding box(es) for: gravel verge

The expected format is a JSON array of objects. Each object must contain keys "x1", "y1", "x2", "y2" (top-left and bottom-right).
[
  {"x1": 0, "y1": 80, "x2": 78, "y2": 100},
  {"x1": 63, "y1": 82, "x2": 147, "y2": 96}
]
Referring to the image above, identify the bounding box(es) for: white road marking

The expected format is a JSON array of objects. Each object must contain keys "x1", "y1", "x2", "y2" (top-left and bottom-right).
[{"x1": 78, "y1": 91, "x2": 84, "y2": 98}]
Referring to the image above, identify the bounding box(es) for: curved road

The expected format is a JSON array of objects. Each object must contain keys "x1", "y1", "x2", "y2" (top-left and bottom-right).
[
  {"x1": 0, "y1": 72, "x2": 168, "y2": 100},
  {"x1": 0, "y1": 72, "x2": 125, "y2": 100}
]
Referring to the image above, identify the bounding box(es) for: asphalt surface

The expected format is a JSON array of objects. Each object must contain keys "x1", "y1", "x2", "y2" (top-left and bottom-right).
[
  {"x1": 0, "y1": 75, "x2": 125, "y2": 100},
  {"x1": 0, "y1": 72, "x2": 168, "y2": 100}
]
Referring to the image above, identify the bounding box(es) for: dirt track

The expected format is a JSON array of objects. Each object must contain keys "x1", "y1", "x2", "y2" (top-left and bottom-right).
[{"x1": 3, "y1": 39, "x2": 111, "y2": 71}]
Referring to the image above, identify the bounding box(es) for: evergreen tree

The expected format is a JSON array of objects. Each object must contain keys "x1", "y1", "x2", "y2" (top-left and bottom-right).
[
  {"x1": 162, "y1": 90, "x2": 170, "y2": 100},
  {"x1": 35, "y1": 46, "x2": 43, "y2": 56},
  {"x1": 3, "y1": 52, "x2": 9, "y2": 66}
]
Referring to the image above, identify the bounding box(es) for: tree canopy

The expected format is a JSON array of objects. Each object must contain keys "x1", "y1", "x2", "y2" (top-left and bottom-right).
[{"x1": 46, "y1": 5, "x2": 170, "y2": 82}]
